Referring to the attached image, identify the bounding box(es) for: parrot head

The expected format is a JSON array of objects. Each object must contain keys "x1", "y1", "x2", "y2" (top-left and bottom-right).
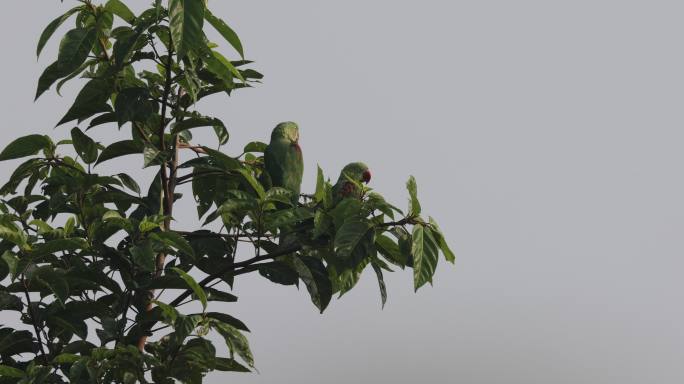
[
  {"x1": 271, "y1": 122, "x2": 300, "y2": 148},
  {"x1": 338, "y1": 162, "x2": 372, "y2": 185},
  {"x1": 335, "y1": 162, "x2": 371, "y2": 200}
]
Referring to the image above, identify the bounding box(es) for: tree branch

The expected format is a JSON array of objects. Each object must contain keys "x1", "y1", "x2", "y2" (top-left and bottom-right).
[
  {"x1": 138, "y1": 40, "x2": 175, "y2": 352},
  {"x1": 21, "y1": 277, "x2": 49, "y2": 363},
  {"x1": 177, "y1": 142, "x2": 207, "y2": 154},
  {"x1": 169, "y1": 244, "x2": 301, "y2": 307},
  {"x1": 131, "y1": 245, "x2": 301, "y2": 339},
  {"x1": 175, "y1": 170, "x2": 225, "y2": 185},
  {"x1": 45, "y1": 158, "x2": 87, "y2": 174},
  {"x1": 378, "y1": 217, "x2": 418, "y2": 228},
  {"x1": 174, "y1": 230, "x2": 272, "y2": 240}
]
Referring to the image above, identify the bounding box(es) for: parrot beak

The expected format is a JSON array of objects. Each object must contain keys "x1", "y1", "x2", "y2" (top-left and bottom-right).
[{"x1": 362, "y1": 170, "x2": 372, "y2": 184}]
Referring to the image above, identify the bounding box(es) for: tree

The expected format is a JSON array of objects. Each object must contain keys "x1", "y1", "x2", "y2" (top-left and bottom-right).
[{"x1": 0, "y1": 1, "x2": 455, "y2": 382}]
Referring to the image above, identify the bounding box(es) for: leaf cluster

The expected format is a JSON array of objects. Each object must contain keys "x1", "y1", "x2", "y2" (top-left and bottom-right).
[{"x1": 0, "y1": 1, "x2": 454, "y2": 383}]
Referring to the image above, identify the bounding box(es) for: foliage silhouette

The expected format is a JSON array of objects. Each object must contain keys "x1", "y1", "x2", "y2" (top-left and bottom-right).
[{"x1": 0, "y1": 1, "x2": 454, "y2": 382}]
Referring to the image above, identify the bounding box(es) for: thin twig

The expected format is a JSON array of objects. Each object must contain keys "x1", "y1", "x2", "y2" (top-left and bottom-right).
[
  {"x1": 177, "y1": 142, "x2": 207, "y2": 154},
  {"x1": 175, "y1": 170, "x2": 225, "y2": 185}
]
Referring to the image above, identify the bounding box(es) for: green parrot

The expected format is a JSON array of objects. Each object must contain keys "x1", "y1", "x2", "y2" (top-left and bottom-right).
[
  {"x1": 264, "y1": 122, "x2": 304, "y2": 201},
  {"x1": 332, "y1": 162, "x2": 372, "y2": 202}
]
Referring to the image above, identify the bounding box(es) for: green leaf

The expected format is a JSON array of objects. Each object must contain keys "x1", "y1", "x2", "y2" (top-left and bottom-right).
[
  {"x1": 205, "y1": 288, "x2": 238, "y2": 303},
  {"x1": 366, "y1": 192, "x2": 401, "y2": 219},
  {"x1": 52, "y1": 353, "x2": 81, "y2": 364},
  {"x1": 212, "y1": 323, "x2": 254, "y2": 368},
  {"x1": 258, "y1": 261, "x2": 299, "y2": 286},
  {"x1": 0, "y1": 292, "x2": 23, "y2": 311},
  {"x1": 168, "y1": 0, "x2": 206, "y2": 58},
  {"x1": 70, "y1": 127, "x2": 98, "y2": 164},
  {"x1": 154, "y1": 300, "x2": 179, "y2": 323},
  {"x1": 314, "y1": 165, "x2": 325, "y2": 202},
  {"x1": 264, "y1": 187, "x2": 294, "y2": 206},
  {"x1": 0, "y1": 364, "x2": 24, "y2": 378},
  {"x1": 113, "y1": 28, "x2": 142, "y2": 68},
  {"x1": 57, "y1": 28, "x2": 97, "y2": 76},
  {"x1": 33, "y1": 238, "x2": 88, "y2": 256},
  {"x1": 376, "y1": 234, "x2": 407, "y2": 268},
  {"x1": 218, "y1": 198, "x2": 254, "y2": 226},
  {"x1": 30, "y1": 219, "x2": 54, "y2": 234},
  {"x1": 52, "y1": 316, "x2": 87, "y2": 340},
  {"x1": 172, "y1": 117, "x2": 218, "y2": 134},
  {"x1": 151, "y1": 232, "x2": 195, "y2": 258},
  {"x1": 0, "y1": 256, "x2": 7, "y2": 281},
  {"x1": 139, "y1": 217, "x2": 160, "y2": 233},
  {"x1": 214, "y1": 357, "x2": 250, "y2": 372},
  {"x1": 143, "y1": 143, "x2": 161, "y2": 167},
  {"x1": 240, "y1": 68, "x2": 263, "y2": 80},
  {"x1": 202, "y1": 147, "x2": 241, "y2": 171},
  {"x1": 105, "y1": 0, "x2": 135, "y2": 23},
  {"x1": 0, "y1": 329, "x2": 35, "y2": 358},
  {"x1": 37, "y1": 6, "x2": 82, "y2": 58},
  {"x1": 173, "y1": 267, "x2": 207, "y2": 310},
  {"x1": 0, "y1": 135, "x2": 51, "y2": 161},
  {"x1": 169, "y1": 337, "x2": 217, "y2": 379},
  {"x1": 312, "y1": 210, "x2": 332, "y2": 239},
  {"x1": 264, "y1": 208, "x2": 313, "y2": 234},
  {"x1": 96, "y1": 140, "x2": 144, "y2": 166},
  {"x1": 69, "y1": 358, "x2": 88, "y2": 382},
  {"x1": 204, "y1": 9, "x2": 244, "y2": 58},
  {"x1": 330, "y1": 198, "x2": 362, "y2": 228},
  {"x1": 172, "y1": 117, "x2": 228, "y2": 145},
  {"x1": 292, "y1": 256, "x2": 333, "y2": 313},
  {"x1": 205, "y1": 312, "x2": 249, "y2": 332},
  {"x1": 243, "y1": 141, "x2": 266, "y2": 153},
  {"x1": 55, "y1": 59, "x2": 97, "y2": 96},
  {"x1": 209, "y1": 49, "x2": 244, "y2": 82},
  {"x1": 145, "y1": 275, "x2": 187, "y2": 290},
  {"x1": 88, "y1": 112, "x2": 117, "y2": 130},
  {"x1": 407, "y1": 175, "x2": 421, "y2": 217},
  {"x1": 58, "y1": 79, "x2": 112, "y2": 126},
  {"x1": 213, "y1": 124, "x2": 230, "y2": 145},
  {"x1": 114, "y1": 87, "x2": 156, "y2": 126},
  {"x1": 334, "y1": 219, "x2": 373, "y2": 260},
  {"x1": 117, "y1": 173, "x2": 141, "y2": 194},
  {"x1": 335, "y1": 258, "x2": 369, "y2": 297},
  {"x1": 36, "y1": 61, "x2": 64, "y2": 100},
  {"x1": 33, "y1": 267, "x2": 69, "y2": 305},
  {"x1": 130, "y1": 241, "x2": 155, "y2": 272},
  {"x1": 371, "y1": 261, "x2": 387, "y2": 308},
  {"x1": 200, "y1": 45, "x2": 244, "y2": 85},
  {"x1": 236, "y1": 168, "x2": 266, "y2": 199},
  {"x1": 429, "y1": 217, "x2": 455, "y2": 264},
  {"x1": 1, "y1": 251, "x2": 19, "y2": 280},
  {"x1": 0, "y1": 224, "x2": 28, "y2": 248},
  {"x1": 412, "y1": 225, "x2": 440, "y2": 291}
]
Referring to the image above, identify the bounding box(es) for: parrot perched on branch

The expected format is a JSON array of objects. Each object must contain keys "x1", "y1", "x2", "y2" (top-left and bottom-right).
[
  {"x1": 263, "y1": 122, "x2": 304, "y2": 202},
  {"x1": 332, "y1": 162, "x2": 372, "y2": 202}
]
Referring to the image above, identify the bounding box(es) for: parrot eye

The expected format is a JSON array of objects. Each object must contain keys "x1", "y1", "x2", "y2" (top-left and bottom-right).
[{"x1": 362, "y1": 170, "x2": 372, "y2": 183}]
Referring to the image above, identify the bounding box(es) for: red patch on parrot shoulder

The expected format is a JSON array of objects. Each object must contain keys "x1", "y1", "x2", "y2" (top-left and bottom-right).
[
  {"x1": 362, "y1": 170, "x2": 372, "y2": 183},
  {"x1": 342, "y1": 182, "x2": 355, "y2": 196},
  {"x1": 293, "y1": 142, "x2": 302, "y2": 153}
]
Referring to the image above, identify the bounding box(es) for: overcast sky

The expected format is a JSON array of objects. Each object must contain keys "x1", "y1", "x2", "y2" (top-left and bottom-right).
[{"x1": 1, "y1": 1, "x2": 684, "y2": 383}]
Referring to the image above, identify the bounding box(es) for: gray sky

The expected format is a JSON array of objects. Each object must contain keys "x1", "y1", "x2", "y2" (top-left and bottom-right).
[{"x1": 1, "y1": 1, "x2": 684, "y2": 383}]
